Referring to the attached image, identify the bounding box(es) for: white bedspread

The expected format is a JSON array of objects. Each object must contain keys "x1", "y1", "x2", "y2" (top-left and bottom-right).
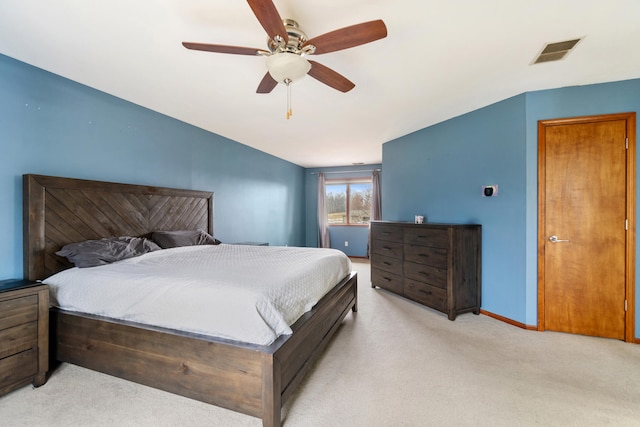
[{"x1": 43, "y1": 244, "x2": 352, "y2": 346}]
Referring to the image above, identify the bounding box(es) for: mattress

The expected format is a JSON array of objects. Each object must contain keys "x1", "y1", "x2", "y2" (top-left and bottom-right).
[{"x1": 43, "y1": 244, "x2": 352, "y2": 346}]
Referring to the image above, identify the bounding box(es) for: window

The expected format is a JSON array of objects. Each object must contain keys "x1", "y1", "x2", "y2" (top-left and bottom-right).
[{"x1": 326, "y1": 178, "x2": 372, "y2": 225}]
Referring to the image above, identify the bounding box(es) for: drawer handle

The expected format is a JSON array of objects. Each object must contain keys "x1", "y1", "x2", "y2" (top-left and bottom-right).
[
  {"x1": 383, "y1": 261, "x2": 391, "y2": 266},
  {"x1": 419, "y1": 269, "x2": 444, "y2": 276},
  {"x1": 383, "y1": 277, "x2": 391, "y2": 282},
  {"x1": 382, "y1": 247, "x2": 392, "y2": 251},
  {"x1": 382, "y1": 232, "x2": 391, "y2": 235}
]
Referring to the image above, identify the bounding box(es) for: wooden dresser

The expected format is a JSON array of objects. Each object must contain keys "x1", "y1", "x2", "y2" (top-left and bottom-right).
[
  {"x1": 370, "y1": 221, "x2": 481, "y2": 320},
  {"x1": 0, "y1": 280, "x2": 49, "y2": 396}
]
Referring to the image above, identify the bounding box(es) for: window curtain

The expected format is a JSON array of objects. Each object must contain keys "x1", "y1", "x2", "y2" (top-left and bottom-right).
[
  {"x1": 371, "y1": 170, "x2": 382, "y2": 221},
  {"x1": 317, "y1": 173, "x2": 331, "y2": 248},
  {"x1": 368, "y1": 169, "x2": 382, "y2": 257}
]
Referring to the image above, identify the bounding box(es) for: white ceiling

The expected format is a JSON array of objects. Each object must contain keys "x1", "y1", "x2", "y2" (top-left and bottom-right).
[{"x1": 1, "y1": 1, "x2": 639, "y2": 168}]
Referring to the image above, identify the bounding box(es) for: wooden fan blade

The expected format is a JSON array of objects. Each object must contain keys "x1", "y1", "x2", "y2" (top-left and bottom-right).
[
  {"x1": 307, "y1": 60, "x2": 355, "y2": 93},
  {"x1": 182, "y1": 42, "x2": 264, "y2": 56},
  {"x1": 303, "y1": 20, "x2": 387, "y2": 55},
  {"x1": 257, "y1": 72, "x2": 278, "y2": 93},
  {"x1": 247, "y1": 0, "x2": 288, "y2": 44}
]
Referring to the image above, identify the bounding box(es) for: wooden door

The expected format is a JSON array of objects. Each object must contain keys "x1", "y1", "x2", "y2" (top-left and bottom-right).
[{"x1": 538, "y1": 113, "x2": 636, "y2": 341}]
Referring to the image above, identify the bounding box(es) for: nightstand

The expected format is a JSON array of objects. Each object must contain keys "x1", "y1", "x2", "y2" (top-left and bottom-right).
[{"x1": 0, "y1": 279, "x2": 49, "y2": 396}]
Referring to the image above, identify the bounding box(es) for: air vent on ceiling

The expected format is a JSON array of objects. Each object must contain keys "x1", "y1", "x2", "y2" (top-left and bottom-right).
[{"x1": 532, "y1": 38, "x2": 583, "y2": 64}]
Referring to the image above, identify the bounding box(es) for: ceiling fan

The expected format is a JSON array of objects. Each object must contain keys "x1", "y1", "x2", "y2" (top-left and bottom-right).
[{"x1": 182, "y1": 0, "x2": 387, "y2": 116}]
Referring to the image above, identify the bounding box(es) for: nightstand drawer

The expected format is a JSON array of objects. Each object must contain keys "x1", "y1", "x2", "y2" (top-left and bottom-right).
[
  {"x1": 0, "y1": 348, "x2": 38, "y2": 387},
  {"x1": 0, "y1": 295, "x2": 38, "y2": 331},
  {"x1": 0, "y1": 281, "x2": 49, "y2": 396},
  {"x1": 0, "y1": 322, "x2": 37, "y2": 359}
]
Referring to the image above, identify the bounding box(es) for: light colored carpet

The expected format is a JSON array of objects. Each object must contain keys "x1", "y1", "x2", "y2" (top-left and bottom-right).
[{"x1": 1, "y1": 259, "x2": 639, "y2": 427}]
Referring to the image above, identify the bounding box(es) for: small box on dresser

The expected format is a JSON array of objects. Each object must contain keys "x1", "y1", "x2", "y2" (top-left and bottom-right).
[
  {"x1": 0, "y1": 279, "x2": 49, "y2": 396},
  {"x1": 370, "y1": 221, "x2": 481, "y2": 320}
]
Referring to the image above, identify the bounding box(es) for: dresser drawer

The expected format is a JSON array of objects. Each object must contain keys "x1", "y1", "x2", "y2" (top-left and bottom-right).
[
  {"x1": 371, "y1": 239, "x2": 403, "y2": 259},
  {"x1": 404, "y1": 227, "x2": 449, "y2": 248},
  {"x1": 371, "y1": 268, "x2": 404, "y2": 294},
  {"x1": 0, "y1": 322, "x2": 37, "y2": 359},
  {"x1": 404, "y1": 244, "x2": 448, "y2": 268},
  {"x1": 0, "y1": 348, "x2": 38, "y2": 387},
  {"x1": 371, "y1": 254, "x2": 403, "y2": 276},
  {"x1": 372, "y1": 224, "x2": 403, "y2": 242},
  {"x1": 404, "y1": 280, "x2": 447, "y2": 312},
  {"x1": 0, "y1": 295, "x2": 38, "y2": 331},
  {"x1": 404, "y1": 262, "x2": 447, "y2": 289}
]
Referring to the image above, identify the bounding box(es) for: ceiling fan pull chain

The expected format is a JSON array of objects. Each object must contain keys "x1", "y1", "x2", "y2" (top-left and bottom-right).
[{"x1": 285, "y1": 78, "x2": 292, "y2": 119}]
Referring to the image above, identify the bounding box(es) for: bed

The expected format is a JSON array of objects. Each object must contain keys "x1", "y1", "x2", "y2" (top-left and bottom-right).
[{"x1": 22, "y1": 174, "x2": 358, "y2": 427}]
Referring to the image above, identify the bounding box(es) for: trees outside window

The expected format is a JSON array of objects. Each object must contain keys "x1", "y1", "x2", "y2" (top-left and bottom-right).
[{"x1": 326, "y1": 179, "x2": 372, "y2": 225}]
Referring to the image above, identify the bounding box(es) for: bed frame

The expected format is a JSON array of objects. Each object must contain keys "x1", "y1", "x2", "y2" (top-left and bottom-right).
[{"x1": 23, "y1": 174, "x2": 357, "y2": 427}]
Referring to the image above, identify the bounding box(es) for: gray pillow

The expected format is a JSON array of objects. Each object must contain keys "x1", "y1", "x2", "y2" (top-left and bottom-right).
[
  {"x1": 56, "y1": 236, "x2": 161, "y2": 268},
  {"x1": 151, "y1": 229, "x2": 221, "y2": 249}
]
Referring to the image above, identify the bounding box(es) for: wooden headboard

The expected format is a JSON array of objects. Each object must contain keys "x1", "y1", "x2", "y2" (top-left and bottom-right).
[{"x1": 23, "y1": 174, "x2": 213, "y2": 281}]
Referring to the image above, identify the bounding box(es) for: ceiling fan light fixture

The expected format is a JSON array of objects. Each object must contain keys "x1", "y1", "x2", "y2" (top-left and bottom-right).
[{"x1": 266, "y1": 52, "x2": 311, "y2": 84}]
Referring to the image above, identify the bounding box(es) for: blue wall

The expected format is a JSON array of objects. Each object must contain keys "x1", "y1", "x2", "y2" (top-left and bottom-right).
[
  {"x1": 305, "y1": 165, "x2": 381, "y2": 256},
  {"x1": 382, "y1": 78, "x2": 640, "y2": 338},
  {"x1": 0, "y1": 54, "x2": 306, "y2": 280},
  {"x1": 4, "y1": 51, "x2": 639, "y2": 338},
  {"x1": 383, "y1": 95, "x2": 527, "y2": 322}
]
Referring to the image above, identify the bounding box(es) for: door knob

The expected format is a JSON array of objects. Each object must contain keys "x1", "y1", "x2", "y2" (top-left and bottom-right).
[{"x1": 549, "y1": 235, "x2": 569, "y2": 243}]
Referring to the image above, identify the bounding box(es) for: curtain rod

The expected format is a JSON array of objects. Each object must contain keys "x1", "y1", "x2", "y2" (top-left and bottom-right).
[{"x1": 310, "y1": 169, "x2": 381, "y2": 175}]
